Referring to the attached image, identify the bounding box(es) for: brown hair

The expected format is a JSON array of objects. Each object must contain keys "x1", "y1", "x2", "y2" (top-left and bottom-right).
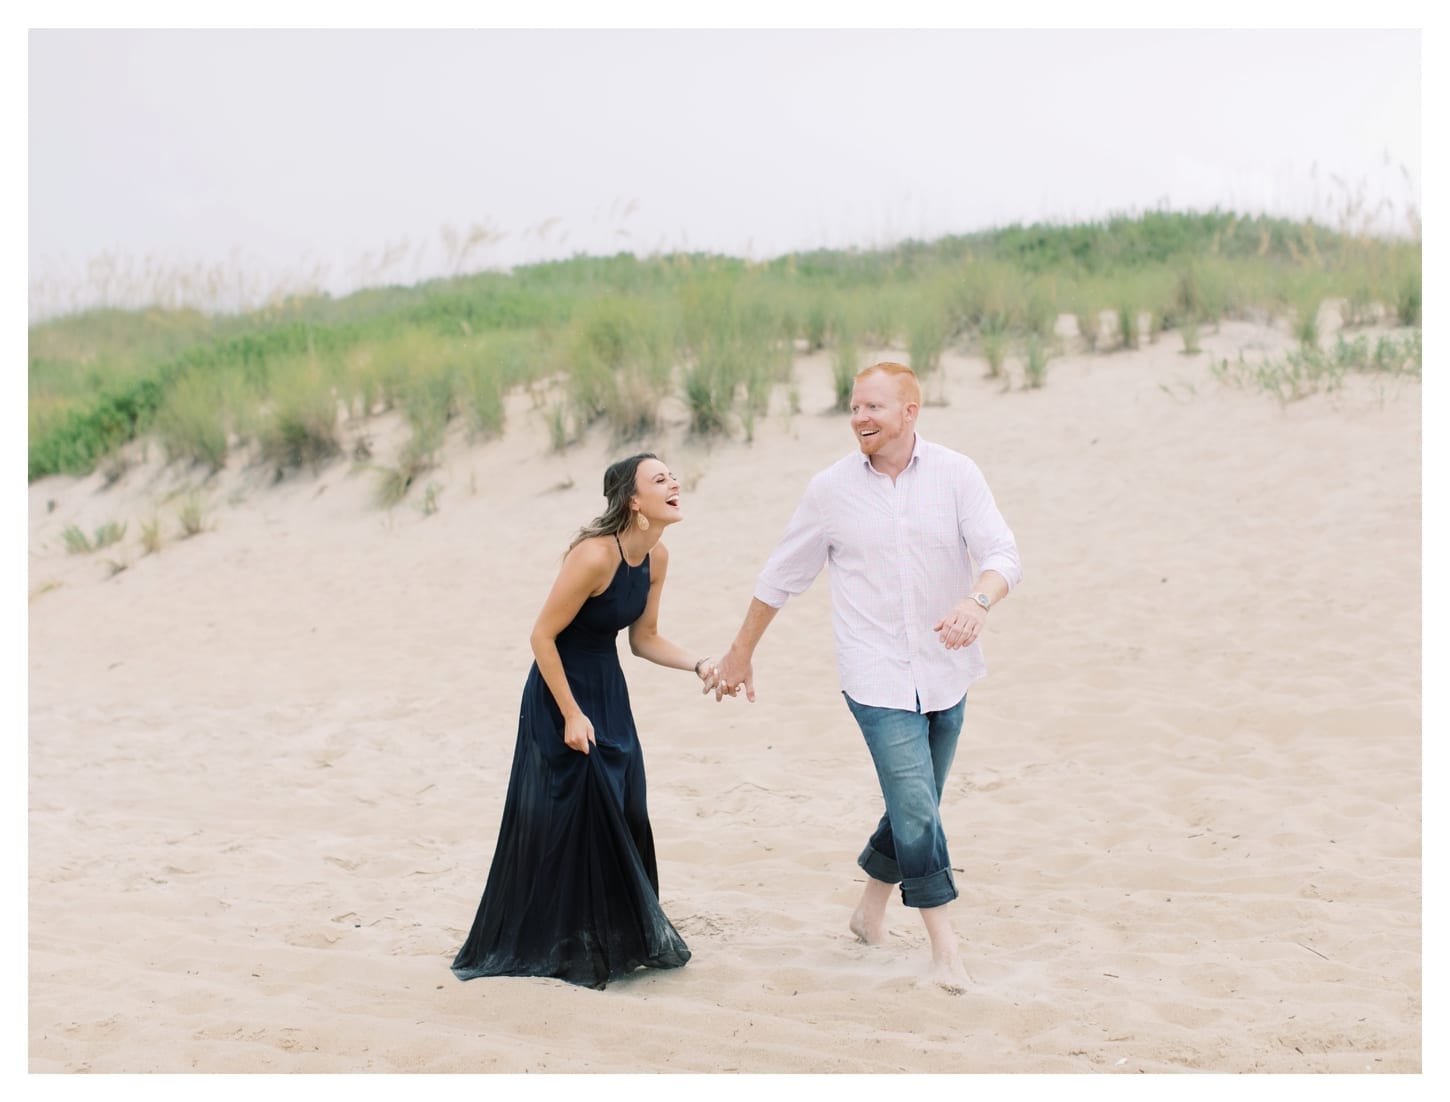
[{"x1": 568, "y1": 452, "x2": 658, "y2": 551}]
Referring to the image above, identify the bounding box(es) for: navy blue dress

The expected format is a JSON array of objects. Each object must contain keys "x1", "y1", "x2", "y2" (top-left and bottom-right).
[{"x1": 451, "y1": 538, "x2": 691, "y2": 989}]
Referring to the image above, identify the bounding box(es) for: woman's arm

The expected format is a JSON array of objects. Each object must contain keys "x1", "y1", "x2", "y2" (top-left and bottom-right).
[
  {"x1": 627, "y1": 542, "x2": 711, "y2": 682},
  {"x1": 530, "y1": 539, "x2": 614, "y2": 753}
]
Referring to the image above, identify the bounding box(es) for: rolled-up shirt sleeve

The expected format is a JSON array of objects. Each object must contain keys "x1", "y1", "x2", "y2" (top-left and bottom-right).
[
  {"x1": 753, "y1": 479, "x2": 831, "y2": 608},
  {"x1": 958, "y1": 460, "x2": 1023, "y2": 591}
]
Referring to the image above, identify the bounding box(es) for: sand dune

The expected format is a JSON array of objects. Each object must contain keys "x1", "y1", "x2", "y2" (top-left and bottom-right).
[{"x1": 28, "y1": 321, "x2": 1421, "y2": 1073}]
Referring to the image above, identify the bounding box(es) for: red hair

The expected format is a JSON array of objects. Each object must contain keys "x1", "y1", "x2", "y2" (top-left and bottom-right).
[{"x1": 855, "y1": 361, "x2": 921, "y2": 406}]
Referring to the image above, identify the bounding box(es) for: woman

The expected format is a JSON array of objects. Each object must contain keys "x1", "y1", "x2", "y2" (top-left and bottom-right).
[{"x1": 451, "y1": 452, "x2": 716, "y2": 990}]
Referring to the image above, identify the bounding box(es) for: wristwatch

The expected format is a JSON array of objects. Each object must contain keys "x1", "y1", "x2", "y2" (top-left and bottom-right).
[{"x1": 969, "y1": 592, "x2": 992, "y2": 612}]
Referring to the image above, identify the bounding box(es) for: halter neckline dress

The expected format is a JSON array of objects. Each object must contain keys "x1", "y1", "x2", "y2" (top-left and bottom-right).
[{"x1": 451, "y1": 535, "x2": 691, "y2": 989}]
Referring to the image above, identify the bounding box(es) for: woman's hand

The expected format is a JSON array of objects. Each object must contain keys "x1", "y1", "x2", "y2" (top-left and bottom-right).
[
  {"x1": 694, "y1": 655, "x2": 717, "y2": 691},
  {"x1": 563, "y1": 711, "x2": 597, "y2": 754}
]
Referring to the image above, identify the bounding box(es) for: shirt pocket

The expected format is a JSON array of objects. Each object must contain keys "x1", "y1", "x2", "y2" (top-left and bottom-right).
[{"x1": 910, "y1": 494, "x2": 962, "y2": 549}]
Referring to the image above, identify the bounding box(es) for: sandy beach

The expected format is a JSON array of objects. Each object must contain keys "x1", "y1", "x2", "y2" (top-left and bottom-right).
[{"x1": 27, "y1": 320, "x2": 1423, "y2": 1074}]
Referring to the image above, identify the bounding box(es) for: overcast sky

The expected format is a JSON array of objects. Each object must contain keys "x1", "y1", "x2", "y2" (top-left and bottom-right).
[{"x1": 26, "y1": 25, "x2": 1422, "y2": 316}]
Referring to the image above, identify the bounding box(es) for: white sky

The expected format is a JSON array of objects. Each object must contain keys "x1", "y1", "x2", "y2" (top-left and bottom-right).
[{"x1": 25, "y1": 22, "x2": 1423, "y2": 315}]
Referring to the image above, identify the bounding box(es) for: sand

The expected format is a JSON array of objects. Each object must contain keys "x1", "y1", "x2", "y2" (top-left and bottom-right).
[{"x1": 27, "y1": 320, "x2": 1423, "y2": 1074}]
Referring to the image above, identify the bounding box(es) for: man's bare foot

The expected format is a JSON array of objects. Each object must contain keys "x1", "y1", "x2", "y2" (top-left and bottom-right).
[
  {"x1": 925, "y1": 953, "x2": 971, "y2": 995},
  {"x1": 849, "y1": 905, "x2": 887, "y2": 944},
  {"x1": 850, "y1": 877, "x2": 894, "y2": 944},
  {"x1": 918, "y1": 902, "x2": 967, "y2": 990}
]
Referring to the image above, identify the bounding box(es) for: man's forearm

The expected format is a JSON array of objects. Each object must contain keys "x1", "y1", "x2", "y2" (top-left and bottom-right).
[
  {"x1": 730, "y1": 597, "x2": 781, "y2": 657},
  {"x1": 971, "y1": 569, "x2": 1010, "y2": 607}
]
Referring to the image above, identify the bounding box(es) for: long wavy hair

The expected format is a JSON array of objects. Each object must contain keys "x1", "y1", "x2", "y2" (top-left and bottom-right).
[{"x1": 568, "y1": 452, "x2": 658, "y2": 551}]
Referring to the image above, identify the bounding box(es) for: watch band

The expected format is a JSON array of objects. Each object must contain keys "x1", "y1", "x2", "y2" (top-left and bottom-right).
[{"x1": 970, "y1": 592, "x2": 991, "y2": 611}]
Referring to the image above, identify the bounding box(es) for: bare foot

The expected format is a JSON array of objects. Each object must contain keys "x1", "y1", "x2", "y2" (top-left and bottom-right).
[
  {"x1": 925, "y1": 953, "x2": 972, "y2": 995},
  {"x1": 849, "y1": 904, "x2": 887, "y2": 944},
  {"x1": 850, "y1": 877, "x2": 894, "y2": 944},
  {"x1": 918, "y1": 902, "x2": 967, "y2": 991}
]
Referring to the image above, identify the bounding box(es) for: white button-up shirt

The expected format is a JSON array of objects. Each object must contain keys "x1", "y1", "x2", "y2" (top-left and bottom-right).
[{"x1": 754, "y1": 435, "x2": 1022, "y2": 712}]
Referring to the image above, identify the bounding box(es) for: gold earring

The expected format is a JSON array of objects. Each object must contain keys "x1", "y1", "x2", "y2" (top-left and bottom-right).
[{"x1": 635, "y1": 511, "x2": 649, "y2": 531}]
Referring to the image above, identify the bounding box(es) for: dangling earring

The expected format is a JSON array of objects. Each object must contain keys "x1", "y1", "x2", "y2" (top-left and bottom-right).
[{"x1": 635, "y1": 511, "x2": 649, "y2": 531}]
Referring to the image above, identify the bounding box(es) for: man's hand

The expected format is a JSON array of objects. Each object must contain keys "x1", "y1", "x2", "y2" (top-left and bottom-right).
[
  {"x1": 711, "y1": 647, "x2": 755, "y2": 703},
  {"x1": 933, "y1": 599, "x2": 986, "y2": 650}
]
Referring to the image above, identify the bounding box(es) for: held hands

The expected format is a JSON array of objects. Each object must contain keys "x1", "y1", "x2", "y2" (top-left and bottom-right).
[
  {"x1": 702, "y1": 648, "x2": 754, "y2": 703},
  {"x1": 563, "y1": 711, "x2": 597, "y2": 754},
  {"x1": 693, "y1": 655, "x2": 736, "y2": 698},
  {"x1": 933, "y1": 599, "x2": 987, "y2": 650}
]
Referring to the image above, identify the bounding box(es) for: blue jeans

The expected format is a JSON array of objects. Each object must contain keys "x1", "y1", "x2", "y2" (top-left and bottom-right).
[{"x1": 844, "y1": 692, "x2": 966, "y2": 910}]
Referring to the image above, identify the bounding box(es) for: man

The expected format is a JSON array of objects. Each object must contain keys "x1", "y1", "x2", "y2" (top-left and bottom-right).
[{"x1": 709, "y1": 361, "x2": 1022, "y2": 991}]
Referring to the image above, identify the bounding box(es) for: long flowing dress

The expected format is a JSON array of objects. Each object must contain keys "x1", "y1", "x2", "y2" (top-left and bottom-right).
[{"x1": 450, "y1": 536, "x2": 691, "y2": 989}]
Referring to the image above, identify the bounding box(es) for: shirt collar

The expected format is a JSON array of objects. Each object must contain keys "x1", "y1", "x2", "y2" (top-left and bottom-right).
[{"x1": 857, "y1": 433, "x2": 925, "y2": 472}]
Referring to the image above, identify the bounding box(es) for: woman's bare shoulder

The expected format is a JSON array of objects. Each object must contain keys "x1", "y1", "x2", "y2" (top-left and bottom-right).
[
  {"x1": 567, "y1": 534, "x2": 619, "y2": 563},
  {"x1": 544, "y1": 536, "x2": 618, "y2": 599}
]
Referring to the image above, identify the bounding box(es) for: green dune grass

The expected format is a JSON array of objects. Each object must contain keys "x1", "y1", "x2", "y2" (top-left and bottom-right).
[{"x1": 29, "y1": 210, "x2": 1422, "y2": 485}]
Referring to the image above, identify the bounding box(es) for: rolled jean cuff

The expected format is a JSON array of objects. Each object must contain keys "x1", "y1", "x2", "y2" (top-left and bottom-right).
[
  {"x1": 857, "y1": 843, "x2": 900, "y2": 885},
  {"x1": 857, "y1": 847, "x2": 959, "y2": 908},
  {"x1": 900, "y1": 867, "x2": 959, "y2": 909}
]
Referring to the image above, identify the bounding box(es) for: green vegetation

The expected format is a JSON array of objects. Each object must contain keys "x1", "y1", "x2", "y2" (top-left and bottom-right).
[
  {"x1": 979, "y1": 319, "x2": 1009, "y2": 380},
  {"x1": 61, "y1": 525, "x2": 93, "y2": 554},
  {"x1": 830, "y1": 311, "x2": 860, "y2": 413},
  {"x1": 141, "y1": 516, "x2": 163, "y2": 555},
  {"x1": 1117, "y1": 303, "x2": 1139, "y2": 350},
  {"x1": 1075, "y1": 303, "x2": 1101, "y2": 352},
  {"x1": 176, "y1": 492, "x2": 208, "y2": 538},
  {"x1": 62, "y1": 519, "x2": 126, "y2": 554},
  {"x1": 1180, "y1": 320, "x2": 1202, "y2": 356},
  {"x1": 29, "y1": 210, "x2": 1422, "y2": 489},
  {"x1": 1022, "y1": 336, "x2": 1051, "y2": 390},
  {"x1": 1210, "y1": 331, "x2": 1422, "y2": 404}
]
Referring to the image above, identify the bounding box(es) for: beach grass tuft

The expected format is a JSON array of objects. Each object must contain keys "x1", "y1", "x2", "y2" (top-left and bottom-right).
[
  {"x1": 93, "y1": 520, "x2": 127, "y2": 550},
  {"x1": 1117, "y1": 304, "x2": 1138, "y2": 350},
  {"x1": 141, "y1": 516, "x2": 163, "y2": 555},
  {"x1": 373, "y1": 429, "x2": 441, "y2": 508},
  {"x1": 1075, "y1": 304, "x2": 1101, "y2": 352},
  {"x1": 1397, "y1": 270, "x2": 1421, "y2": 327},
  {"x1": 177, "y1": 492, "x2": 208, "y2": 538},
  {"x1": 1180, "y1": 320, "x2": 1202, "y2": 356},
  {"x1": 256, "y1": 355, "x2": 343, "y2": 475},
  {"x1": 1021, "y1": 336, "x2": 1051, "y2": 390},
  {"x1": 980, "y1": 318, "x2": 1009, "y2": 380},
  {"x1": 830, "y1": 313, "x2": 859, "y2": 413},
  {"x1": 153, "y1": 369, "x2": 230, "y2": 470},
  {"x1": 1293, "y1": 293, "x2": 1323, "y2": 350},
  {"x1": 61, "y1": 525, "x2": 92, "y2": 554}
]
